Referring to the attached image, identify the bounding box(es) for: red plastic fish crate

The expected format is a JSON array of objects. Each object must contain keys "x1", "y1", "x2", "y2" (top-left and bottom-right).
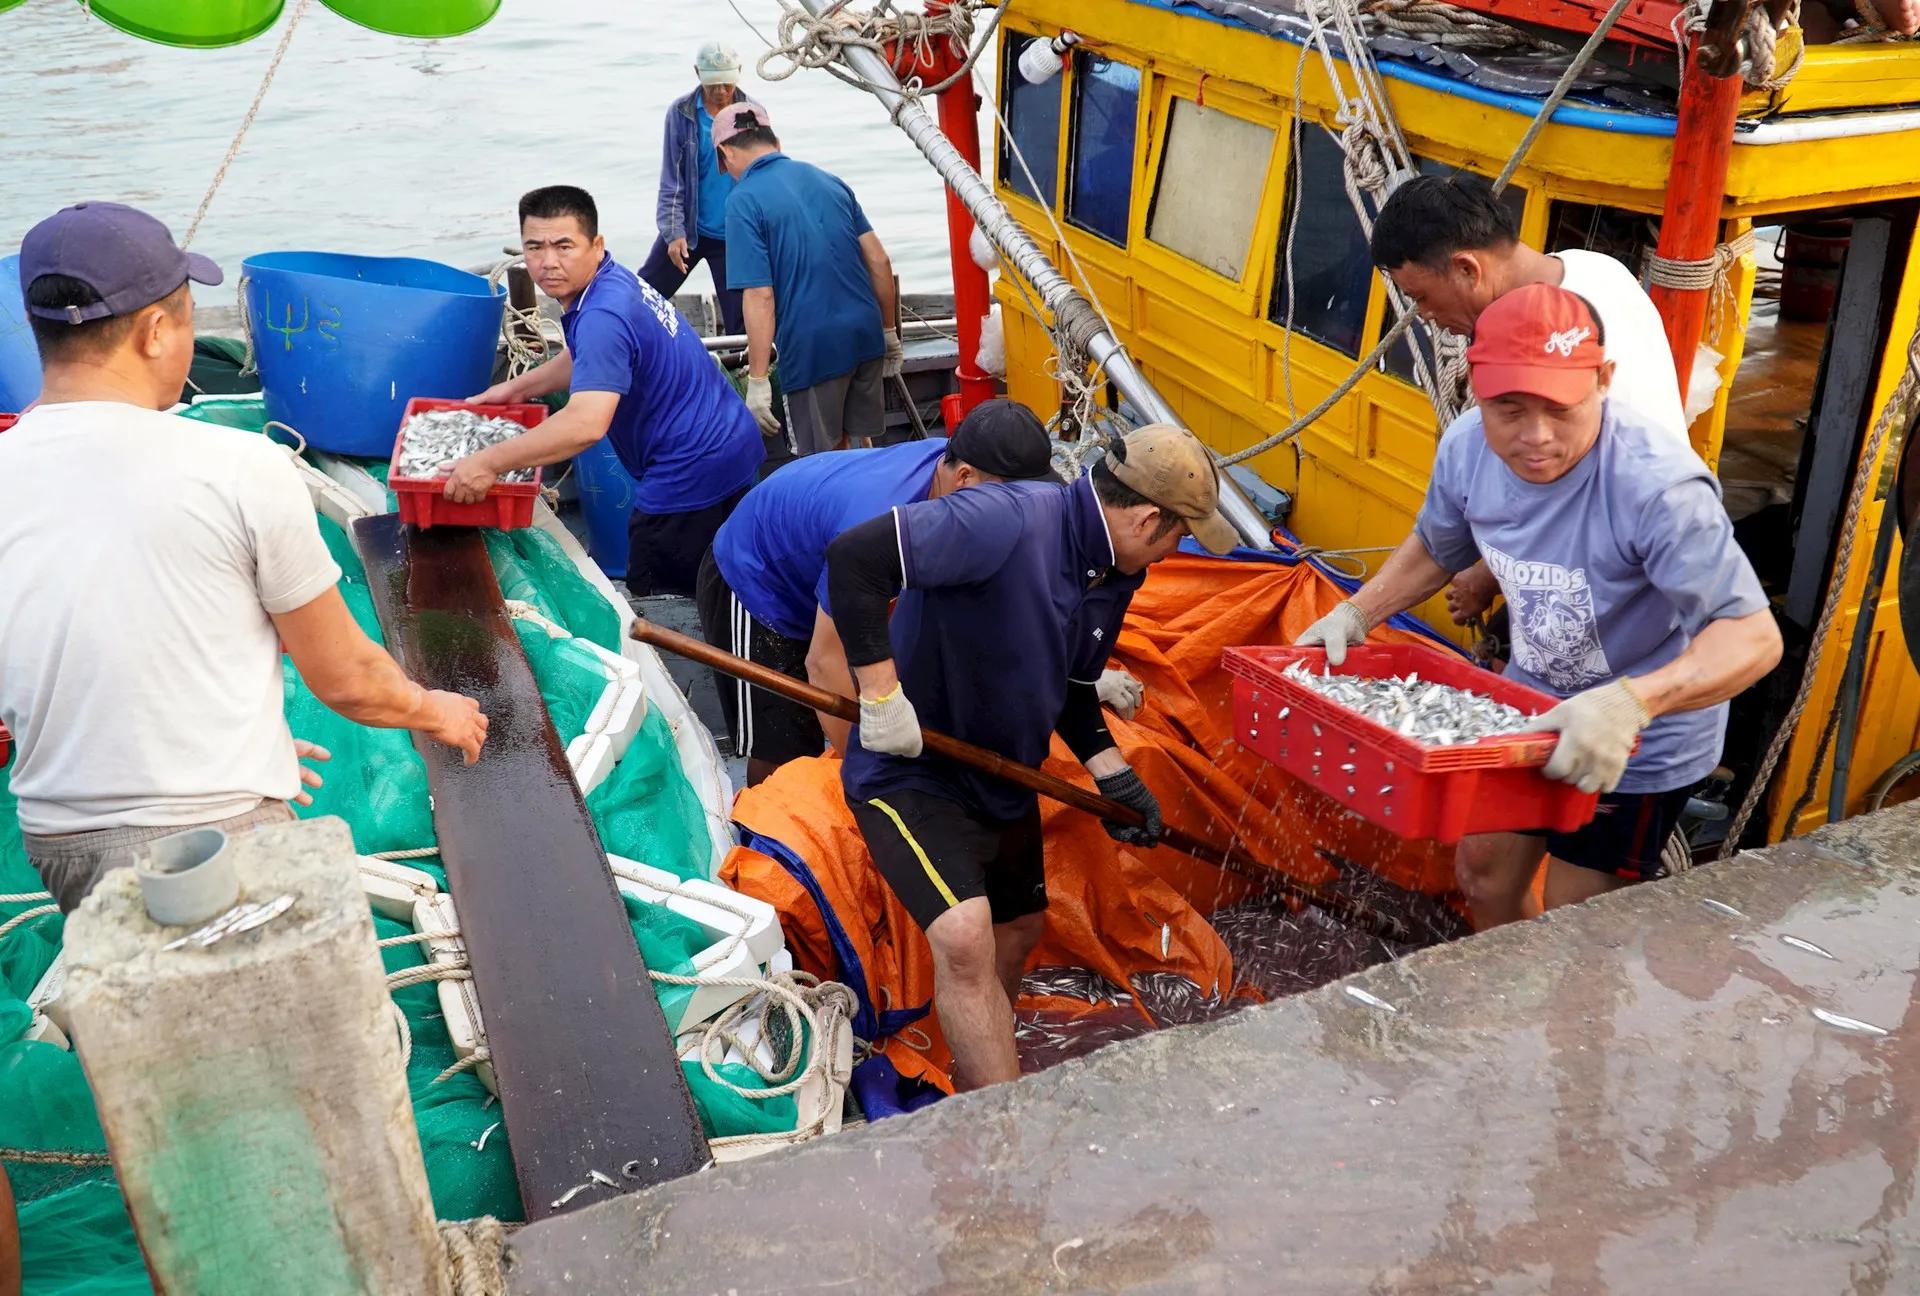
[
  {"x1": 0, "y1": 414, "x2": 17, "y2": 433},
  {"x1": 388, "y1": 397, "x2": 546, "y2": 530},
  {"x1": 1223, "y1": 642, "x2": 1602, "y2": 843}
]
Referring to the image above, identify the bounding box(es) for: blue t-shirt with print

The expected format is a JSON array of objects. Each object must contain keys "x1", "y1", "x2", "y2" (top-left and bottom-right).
[
  {"x1": 724, "y1": 152, "x2": 885, "y2": 393},
  {"x1": 841, "y1": 474, "x2": 1136, "y2": 822},
  {"x1": 1413, "y1": 402, "x2": 1768, "y2": 794},
  {"x1": 694, "y1": 100, "x2": 734, "y2": 242},
  {"x1": 562, "y1": 253, "x2": 763, "y2": 514},
  {"x1": 713, "y1": 439, "x2": 948, "y2": 641}
]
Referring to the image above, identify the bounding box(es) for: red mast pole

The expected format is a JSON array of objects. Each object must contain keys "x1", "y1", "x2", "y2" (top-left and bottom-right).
[
  {"x1": 936, "y1": 77, "x2": 998, "y2": 418},
  {"x1": 1646, "y1": 0, "x2": 1747, "y2": 404}
]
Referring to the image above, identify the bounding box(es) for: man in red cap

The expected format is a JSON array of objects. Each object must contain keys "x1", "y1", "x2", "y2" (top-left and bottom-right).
[{"x1": 1297, "y1": 284, "x2": 1781, "y2": 926}]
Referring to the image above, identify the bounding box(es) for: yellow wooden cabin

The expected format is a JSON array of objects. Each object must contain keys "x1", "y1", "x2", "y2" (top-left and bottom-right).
[{"x1": 987, "y1": 0, "x2": 1920, "y2": 844}]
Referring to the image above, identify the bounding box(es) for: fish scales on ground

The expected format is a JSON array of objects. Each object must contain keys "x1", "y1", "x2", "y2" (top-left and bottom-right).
[
  {"x1": 1281, "y1": 661, "x2": 1533, "y2": 745},
  {"x1": 397, "y1": 410, "x2": 539, "y2": 482}
]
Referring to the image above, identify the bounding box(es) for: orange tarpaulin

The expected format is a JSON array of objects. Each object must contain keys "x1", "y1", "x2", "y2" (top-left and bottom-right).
[{"x1": 720, "y1": 548, "x2": 1461, "y2": 1094}]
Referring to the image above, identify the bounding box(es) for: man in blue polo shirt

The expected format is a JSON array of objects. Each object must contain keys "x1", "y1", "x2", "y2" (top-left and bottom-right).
[
  {"x1": 823, "y1": 425, "x2": 1239, "y2": 1091},
  {"x1": 696, "y1": 399, "x2": 1057, "y2": 787},
  {"x1": 714, "y1": 102, "x2": 903, "y2": 456},
  {"x1": 453, "y1": 185, "x2": 764, "y2": 596}
]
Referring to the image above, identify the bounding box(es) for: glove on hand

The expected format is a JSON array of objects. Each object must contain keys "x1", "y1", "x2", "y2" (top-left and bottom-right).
[
  {"x1": 881, "y1": 328, "x2": 905, "y2": 380},
  {"x1": 744, "y1": 375, "x2": 781, "y2": 435},
  {"x1": 857, "y1": 685, "x2": 923, "y2": 758},
  {"x1": 1095, "y1": 765, "x2": 1163, "y2": 848},
  {"x1": 1095, "y1": 668, "x2": 1144, "y2": 721},
  {"x1": 1533, "y1": 679, "x2": 1650, "y2": 795},
  {"x1": 1295, "y1": 600, "x2": 1370, "y2": 666}
]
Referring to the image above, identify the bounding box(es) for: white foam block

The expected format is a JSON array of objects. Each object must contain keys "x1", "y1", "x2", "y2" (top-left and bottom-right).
[
  {"x1": 565, "y1": 732, "x2": 614, "y2": 797},
  {"x1": 358, "y1": 856, "x2": 440, "y2": 923},
  {"x1": 608, "y1": 856, "x2": 782, "y2": 965},
  {"x1": 411, "y1": 894, "x2": 495, "y2": 1095}
]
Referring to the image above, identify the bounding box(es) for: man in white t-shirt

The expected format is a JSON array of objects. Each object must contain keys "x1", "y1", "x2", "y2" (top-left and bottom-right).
[
  {"x1": 1369, "y1": 174, "x2": 1691, "y2": 624},
  {"x1": 0, "y1": 202, "x2": 489, "y2": 912}
]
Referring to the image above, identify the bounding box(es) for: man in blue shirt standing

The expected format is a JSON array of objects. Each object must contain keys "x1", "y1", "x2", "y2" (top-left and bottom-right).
[
  {"x1": 1296, "y1": 284, "x2": 1781, "y2": 928},
  {"x1": 696, "y1": 398, "x2": 1058, "y2": 787},
  {"x1": 452, "y1": 186, "x2": 764, "y2": 597},
  {"x1": 714, "y1": 103, "x2": 904, "y2": 456},
  {"x1": 823, "y1": 425, "x2": 1239, "y2": 1090},
  {"x1": 638, "y1": 42, "x2": 757, "y2": 337}
]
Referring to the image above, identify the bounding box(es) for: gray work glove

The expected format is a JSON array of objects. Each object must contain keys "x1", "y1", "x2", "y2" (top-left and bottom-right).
[
  {"x1": 1295, "y1": 599, "x2": 1370, "y2": 666},
  {"x1": 1531, "y1": 679, "x2": 1650, "y2": 795},
  {"x1": 744, "y1": 375, "x2": 781, "y2": 435},
  {"x1": 1095, "y1": 668, "x2": 1144, "y2": 721},
  {"x1": 1095, "y1": 765, "x2": 1163, "y2": 848},
  {"x1": 881, "y1": 328, "x2": 905, "y2": 380},
  {"x1": 857, "y1": 685, "x2": 923, "y2": 758}
]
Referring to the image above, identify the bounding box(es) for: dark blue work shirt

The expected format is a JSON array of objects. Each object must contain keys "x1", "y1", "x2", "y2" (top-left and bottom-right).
[
  {"x1": 724, "y1": 152, "x2": 885, "y2": 393},
  {"x1": 842, "y1": 473, "x2": 1141, "y2": 822},
  {"x1": 713, "y1": 439, "x2": 949, "y2": 641},
  {"x1": 562, "y1": 253, "x2": 763, "y2": 514}
]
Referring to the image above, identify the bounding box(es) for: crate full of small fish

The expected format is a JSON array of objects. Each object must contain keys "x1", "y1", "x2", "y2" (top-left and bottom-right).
[
  {"x1": 388, "y1": 396, "x2": 548, "y2": 530},
  {"x1": 1222, "y1": 641, "x2": 1602, "y2": 843}
]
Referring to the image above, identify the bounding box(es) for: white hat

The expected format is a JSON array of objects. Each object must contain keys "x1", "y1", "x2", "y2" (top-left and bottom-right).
[{"x1": 695, "y1": 41, "x2": 743, "y2": 86}]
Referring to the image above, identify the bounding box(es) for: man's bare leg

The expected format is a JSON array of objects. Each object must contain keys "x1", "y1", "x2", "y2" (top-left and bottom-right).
[
  {"x1": 745, "y1": 757, "x2": 780, "y2": 787},
  {"x1": 1543, "y1": 856, "x2": 1634, "y2": 910},
  {"x1": 1455, "y1": 831, "x2": 1547, "y2": 930},
  {"x1": 992, "y1": 911, "x2": 1045, "y2": 1005},
  {"x1": 925, "y1": 897, "x2": 1020, "y2": 1091}
]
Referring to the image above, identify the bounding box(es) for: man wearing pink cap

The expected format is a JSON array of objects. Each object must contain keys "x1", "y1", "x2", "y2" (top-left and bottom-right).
[{"x1": 1296, "y1": 284, "x2": 1781, "y2": 926}]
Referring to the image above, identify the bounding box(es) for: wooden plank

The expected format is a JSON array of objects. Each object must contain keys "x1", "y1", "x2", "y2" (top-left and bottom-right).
[{"x1": 352, "y1": 514, "x2": 709, "y2": 1220}]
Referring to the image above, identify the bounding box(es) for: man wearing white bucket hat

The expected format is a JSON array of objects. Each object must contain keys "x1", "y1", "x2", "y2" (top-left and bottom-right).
[{"x1": 638, "y1": 41, "x2": 760, "y2": 337}]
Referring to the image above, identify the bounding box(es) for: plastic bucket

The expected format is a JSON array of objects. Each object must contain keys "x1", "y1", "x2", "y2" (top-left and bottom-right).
[
  {"x1": 241, "y1": 252, "x2": 504, "y2": 458},
  {"x1": 0, "y1": 255, "x2": 42, "y2": 412},
  {"x1": 321, "y1": 0, "x2": 502, "y2": 37},
  {"x1": 86, "y1": 0, "x2": 283, "y2": 48},
  {"x1": 571, "y1": 437, "x2": 642, "y2": 577}
]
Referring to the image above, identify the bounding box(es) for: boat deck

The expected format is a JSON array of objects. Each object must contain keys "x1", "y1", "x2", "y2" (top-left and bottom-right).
[{"x1": 508, "y1": 801, "x2": 1920, "y2": 1293}]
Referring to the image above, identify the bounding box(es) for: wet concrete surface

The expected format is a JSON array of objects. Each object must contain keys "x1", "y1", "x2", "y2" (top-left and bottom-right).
[{"x1": 508, "y1": 803, "x2": 1920, "y2": 1293}]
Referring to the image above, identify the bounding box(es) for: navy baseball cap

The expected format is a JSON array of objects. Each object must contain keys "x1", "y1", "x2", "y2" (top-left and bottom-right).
[
  {"x1": 19, "y1": 202, "x2": 222, "y2": 323},
  {"x1": 947, "y1": 397, "x2": 1056, "y2": 481}
]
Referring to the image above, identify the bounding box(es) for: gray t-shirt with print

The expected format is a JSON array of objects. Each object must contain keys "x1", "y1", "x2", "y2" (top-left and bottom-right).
[{"x1": 1414, "y1": 402, "x2": 1768, "y2": 794}]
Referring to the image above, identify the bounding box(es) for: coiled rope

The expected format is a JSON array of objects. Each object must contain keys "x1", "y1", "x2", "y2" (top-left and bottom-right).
[{"x1": 1647, "y1": 229, "x2": 1757, "y2": 345}]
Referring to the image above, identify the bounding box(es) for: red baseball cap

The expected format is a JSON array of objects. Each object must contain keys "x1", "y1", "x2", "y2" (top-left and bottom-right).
[{"x1": 1466, "y1": 282, "x2": 1605, "y2": 405}]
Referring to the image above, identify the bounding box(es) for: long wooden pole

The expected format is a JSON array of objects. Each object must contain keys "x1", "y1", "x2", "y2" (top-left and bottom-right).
[{"x1": 630, "y1": 617, "x2": 1418, "y2": 944}]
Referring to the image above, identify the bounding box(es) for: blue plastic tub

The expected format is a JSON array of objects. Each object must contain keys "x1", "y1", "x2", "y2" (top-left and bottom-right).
[
  {"x1": 241, "y1": 252, "x2": 504, "y2": 457},
  {"x1": 571, "y1": 436, "x2": 642, "y2": 577},
  {"x1": 0, "y1": 256, "x2": 43, "y2": 412}
]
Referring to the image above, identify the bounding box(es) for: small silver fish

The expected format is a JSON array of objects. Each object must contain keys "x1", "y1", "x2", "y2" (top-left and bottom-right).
[
  {"x1": 1811, "y1": 1007, "x2": 1889, "y2": 1037},
  {"x1": 1700, "y1": 898, "x2": 1746, "y2": 918},
  {"x1": 1282, "y1": 661, "x2": 1531, "y2": 746},
  {"x1": 1779, "y1": 934, "x2": 1836, "y2": 960},
  {"x1": 1344, "y1": 984, "x2": 1399, "y2": 1014},
  {"x1": 396, "y1": 409, "x2": 537, "y2": 482}
]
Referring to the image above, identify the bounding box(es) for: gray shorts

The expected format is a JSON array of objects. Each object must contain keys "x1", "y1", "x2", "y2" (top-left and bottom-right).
[
  {"x1": 784, "y1": 356, "x2": 885, "y2": 456},
  {"x1": 22, "y1": 800, "x2": 297, "y2": 914}
]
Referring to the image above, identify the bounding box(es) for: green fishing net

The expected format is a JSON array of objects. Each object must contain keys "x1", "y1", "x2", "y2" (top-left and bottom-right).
[{"x1": 0, "y1": 406, "x2": 813, "y2": 1290}]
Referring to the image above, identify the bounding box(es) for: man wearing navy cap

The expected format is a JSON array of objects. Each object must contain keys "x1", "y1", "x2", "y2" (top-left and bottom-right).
[
  {"x1": 455, "y1": 184, "x2": 765, "y2": 596},
  {"x1": 0, "y1": 203, "x2": 487, "y2": 912},
  {"x1": 1296, "y1": 284, "x2": 1781, "y2": 927},
  {"x1": 823, "y1": 424, "x2": 1239, "y2": 1090},
  {"x1": 696, "y1": 398, "x2": 1060, "y2": 787}
]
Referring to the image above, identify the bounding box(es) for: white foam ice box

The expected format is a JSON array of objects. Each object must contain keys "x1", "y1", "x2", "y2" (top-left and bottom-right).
[
  {"x1": 608, "y1": 856, "x2": 782, "y2": 1032},
  {"x1": 565, "y1": 732, "x2": 614, "y2": 797},
  {"x1": 27, "y1": 954, "x2": 71, "y2": 1049},
  {"x1": 555, "y1": 636, "x2": 646, "y2": 760},
  {"x1": 357, "y1": 856, "x2": 440, "y2": 922},
  {"x1": 411, "y1": 893, "x2": 495, "y2": 1095}
]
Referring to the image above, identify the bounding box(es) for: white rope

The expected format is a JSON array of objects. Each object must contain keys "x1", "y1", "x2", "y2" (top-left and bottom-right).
[
  {"x1": 439, "y1": 1217, "x2": 510, "y2": 1296},
  {"x1": 0, "y1": 905, "x2": 58, "y2": 942},
  {"x1": 182, "y1": 0, "x2": 313, "y2": 250},
  {"x1": 1647, "y1": 229, "x2": 1756, "y2": 345},
  {"x1": 656, "y1": 968, "x2": 855, "y2": 1100},
  {"x1": 0, "y1": 891, "x2": 54, "y2": 905},
  {"x1": 263, "y1": 419, "x2": 307, "y2": 457},
  {"x1": 371, "y1": 847, "x2": 442, "y2": 861},
  {"x1": 485, "y1": 258, "x2": 562, "y2": 380}
]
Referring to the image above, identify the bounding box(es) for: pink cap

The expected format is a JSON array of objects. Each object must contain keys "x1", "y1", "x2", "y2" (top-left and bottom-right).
[{"x1": 712, "y1": 102, "x2": 771, "y2": 148}]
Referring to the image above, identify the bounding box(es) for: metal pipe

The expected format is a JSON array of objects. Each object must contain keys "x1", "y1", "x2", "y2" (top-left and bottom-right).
[
  {"x1": 701, "y1": 317, "x2": 957, "y2": 353},
  {"x1": 794, "y1": 0, "x2": 1275, "y2": 550}
]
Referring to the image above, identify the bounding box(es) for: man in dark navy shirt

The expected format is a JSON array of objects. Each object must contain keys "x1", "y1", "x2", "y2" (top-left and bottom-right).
[
  {"x1": 450, "y1": 185, "x2": 764, "y2": 596},
  {"x1": 824, "y1": 425, "x2": 1238, "y2": 1090}
]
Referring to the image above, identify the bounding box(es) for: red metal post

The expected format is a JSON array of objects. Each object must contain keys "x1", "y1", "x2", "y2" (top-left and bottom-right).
[
  {"x1": 935, "y1": 80, "x2": 998, "y2": 417},
  {"x1": 1646, "y1": 8, "x2": 1746, "y2": 403}
]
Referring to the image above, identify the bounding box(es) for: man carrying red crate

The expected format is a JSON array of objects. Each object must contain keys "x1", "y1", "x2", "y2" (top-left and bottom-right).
[{"x1": 1296, "y1": 284, "x2": 1781, "y2": 927}]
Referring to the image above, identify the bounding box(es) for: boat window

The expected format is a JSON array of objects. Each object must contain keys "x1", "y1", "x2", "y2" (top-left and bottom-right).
[
  {"x1": 1000, "y1": 33, "x2": 1063, "y2": 207},
  {"x1": 1066, "y1": 51, "x2": 1141, "y2": 246},
  {"x1": 1545, "y1": 200, "x2": 1659, "y2": 279},
  {"x1": 1146, "y1": 98, "x2": 1275, "y2": 280},
  {"x1": 1268, "y1": 126, "x2": 1372, "y2": 356},
  {"x1": 1382, "y1": 159, "x2": 1526, "y2": 385}
]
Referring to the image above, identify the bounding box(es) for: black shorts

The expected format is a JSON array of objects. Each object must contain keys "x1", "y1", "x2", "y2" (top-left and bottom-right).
[
  {"x1": 693, "y1": 547, "x2": 825, "y2": 766},
  {"x1": 1524, "y1": 782, "x2": 1699, "y2": 882},
  {"x1": 850, "y1": 788, "x2": 1046, "y2": 931},
  {"x1": 627, "y1": 487, "x2": 749, "y2": 599}
]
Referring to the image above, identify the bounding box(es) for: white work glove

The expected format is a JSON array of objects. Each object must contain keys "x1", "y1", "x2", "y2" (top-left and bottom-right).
[
  {"x1": 1532, "y1": 679, "x2": 1650, "y2": 795},
  {"x1": 1096, "y1": 668, "x2": 1144, "y2": 721},
  {"x1": 1295, "y1": 600, "x2": 1370, "y2": 667},
  {"x1": 744, "y1": 375, "x2": 781, "y2": 435},
  {"x1": 881, "y1": 328, "x2": 904, "y2": 381},
  {"x1": 858, "y1": 685, "x2": 923, "y2": 758}
]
